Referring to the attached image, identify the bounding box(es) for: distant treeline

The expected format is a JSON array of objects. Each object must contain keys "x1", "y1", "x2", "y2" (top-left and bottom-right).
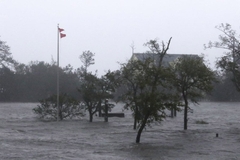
[
  {"x1": 207, "y1": 72, "x2": 240, "y2": 102},
  {"x1": 0, "y1": 61, "x2": 239, "y2": 102},
  {"x1": 0, "y1": 61, "x2": 80, "y2": 102}
]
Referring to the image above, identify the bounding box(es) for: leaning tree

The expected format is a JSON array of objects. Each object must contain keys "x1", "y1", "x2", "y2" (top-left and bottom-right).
[
  {"x1": 120, "y1": 59, "x2": 142, "y2": 130},
  {"x1": 121, "y1": 38, "x2": 181, "y2": 143}
]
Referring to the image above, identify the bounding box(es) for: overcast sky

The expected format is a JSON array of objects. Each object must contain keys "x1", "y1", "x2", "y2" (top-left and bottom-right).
[{"x1": 1, "y1": 0, "x2": 240, "y2": 75}]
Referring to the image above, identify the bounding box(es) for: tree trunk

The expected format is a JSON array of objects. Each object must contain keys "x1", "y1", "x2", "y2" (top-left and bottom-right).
[
  {"x1": 59, "y1": 107, "x2": 63, "y2": 120},
  {"x1": 133, "y1": 106, "x2": 138, "y2": 130},
  {"x1": 136, "y1": 112, "x2": 149, "y2": 143},
  {"x1": 184, "y1": 104, "x2": 188, "y2": 130},
  {"x1": 89, "y1": 113, "x2": 93, "y2": 122},
  {"x1": 183, "y1": 92, "x2": 188, "y2": 130},
  {"x1": 133, "y1": 89, "x2": 139, "y2": 130},
  {"x1": 104, "y1": 99, "x2": 108, "y2": 122},
  {"x1": 171, "y1": 106, "x2": 174, "y2": 118},
  {"x1": 98, "y1": 100, "x2": 102, "y2": 117},
  {"x1": 134, "y1": 116, "x2": 137, "y2": 130},
  {"x1": 174, "y1": 106, "x2": 177, "y2": 117},
  {"x1": 88, "y1": 108, "x2": 93, "y2": 122}
]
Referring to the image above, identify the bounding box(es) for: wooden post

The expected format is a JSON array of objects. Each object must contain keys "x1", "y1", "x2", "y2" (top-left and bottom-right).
[
  {"x1": 98, "y1": 100, "x2": 102, "y2": 117},
  {"x1": 174, "y1": 104, "x2": 177, "y2": 117},
  {"x1": 171, "y1": 106, "x2": 174, "y2": 118},
  {"x1": 104, "y1": 99, "x2": 108, "y2": 122}
]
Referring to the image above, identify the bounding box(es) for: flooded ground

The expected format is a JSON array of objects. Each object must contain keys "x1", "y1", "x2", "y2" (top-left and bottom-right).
[{"x1": 0, "y1": 102, "x2": 239, "y2": 160}]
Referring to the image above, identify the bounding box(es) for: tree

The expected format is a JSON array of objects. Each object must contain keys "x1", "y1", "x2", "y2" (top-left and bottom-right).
[
  {"x1": 16, "y1": 61, "x2": 79, "y2": 102},
  {"x1": 0, "y1": 66, "x2": 15, "y2": 101},
  {"x1": 78, "y1": 51, "x2": 115, "y2": 122},
  {"x1": 0, "y1": 39, "x2": 16, "y2": 101},
  {"x1": 205, "y1": 23, "x2": 240, "y2": 91},
  {"x1": 171, "y1": 55, "x2": 216, "y2": 130},
  {"x1": 79, "y1": 50, "x2": 95, "y2": 73},
  {"x1": 78, "y1": 72, "x2": 116, "y2": 122},
  {"x1": 208, "y1": 71, "x2": 240, "y2": 101},
  {"x1": 120, "y1": 60, "x2": 141, "y2": 130},
  {"x1": 0, "y1": 39, "x2": 16, "y2": 68},
  {"x1": 33, "y1": 94, "x2": 84, "y2": 120},
  {"x1": 78, "y1": 72, "x2": 101, "y2": 122},
  {"x1": 121, "y1": 38, "x2": 180, "y2": 143},
  {"x1": 60, "y1": 64, "x2": 81, "y2": 100},
  {"x1": 78, "y1": 51, "x2": 98, "y2": 122}
]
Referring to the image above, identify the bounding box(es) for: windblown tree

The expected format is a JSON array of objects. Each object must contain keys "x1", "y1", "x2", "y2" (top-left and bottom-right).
[
  {"x1": 79, "y1": 50, "x2": 95, "y2": 74},
  {"x1": 120, "y1": 60, "x2": 141, "y2": 130},
  {"x1": 0, "y1": 67, "x2": 15, "y2": 101},
  {"x1": 205, "y1": 23, "x2": 240, "y2": 91},
  {"x1": 209, "y1": 71, "x2": 240, "y2": 101},
  {"x1": 0, "y1": 39, "x2": 17, "y2": 101},
  {"x1": 171, "y1": 55, "x2": 216, "y2": 130},
  {"x1": 33, "y1": 94, "x2": 84, "y2": 120},
  {"x1": 78, "y1": 51, "x2": 115, "y2": 122},
  {"x1": 78, "y1": 51, "x2": 97, "y2": 122},
  {"x1": 0, "y1": 39, "x2": 16, "y2": 68},
  {"x1": 14, "y1": 61, "x2": 79, "y2": 102},
  {"x1": 121, "y1": 38, "x2": 180, "y2": 143},
  {"x1": 0, "y1": 61, "x2": 81, "y2": 102},
  {"x1": 78, "y1": 72, "x2": 101, "y2": 122}
]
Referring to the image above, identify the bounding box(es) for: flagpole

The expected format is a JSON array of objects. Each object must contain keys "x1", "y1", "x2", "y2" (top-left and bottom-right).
[{"x1": 57, "y1": 24, "x2": 60, "y2": 121}]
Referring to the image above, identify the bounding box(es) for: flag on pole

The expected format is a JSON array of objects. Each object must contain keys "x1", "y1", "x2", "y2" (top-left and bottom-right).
[
  {"x1": 59, "y1": 28, "x2": 64, "y2": 32},
  {"x1": 57, "y1": 25, "x2": 66, "y2": 121},
  {"x1": 60, "y1": 33, "x2": 66, "y2": 38},
  {"x1": 59, "y1": 27, "x2": 66, "y2": 38}
]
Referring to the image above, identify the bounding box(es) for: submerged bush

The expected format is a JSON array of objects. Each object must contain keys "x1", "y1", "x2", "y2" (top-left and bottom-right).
[
  {"x1": 33, "y1": 94, "x2": 85, "y2": 120},
  {"x1": 195, "y1": 120, "x2": 209, "y2": 124}
]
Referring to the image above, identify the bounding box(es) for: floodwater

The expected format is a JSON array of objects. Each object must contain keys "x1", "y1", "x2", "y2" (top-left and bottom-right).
[{"x1": 0, "y1": 102, "x2": 239, "y2": 160}]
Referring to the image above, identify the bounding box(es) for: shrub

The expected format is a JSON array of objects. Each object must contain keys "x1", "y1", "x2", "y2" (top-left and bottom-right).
[
  {"x1": 33, "y1": 94, "x2": 85, "y2": 120},
  {"x1": 195, "y1": 120, "x2": 209, "y2": 124}
]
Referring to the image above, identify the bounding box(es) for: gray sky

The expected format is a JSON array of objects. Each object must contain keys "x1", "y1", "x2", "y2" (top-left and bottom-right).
[{"x1": 1, "y1": 0, "x2": 240, "y2": 75}]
